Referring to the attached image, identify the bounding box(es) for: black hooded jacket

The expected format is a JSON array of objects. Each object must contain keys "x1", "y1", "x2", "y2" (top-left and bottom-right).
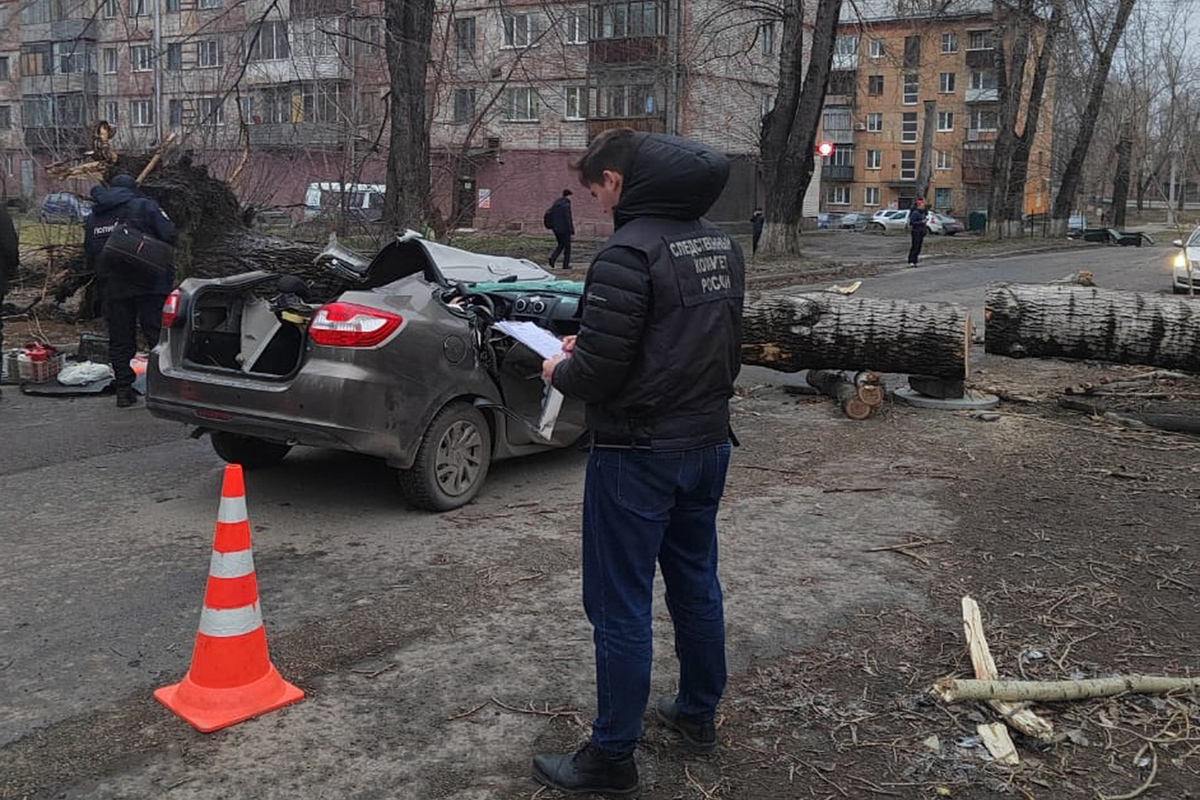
[
  {"x1": 84, "y1": 174, "x2": 178, "y2": 298},
  {"x1": 550, "y1": 133, "x2": 745, "y2": 450},
  {"x1": 0, "y1": 203, "x2": 17, "y2": 295},
  {"x1": 547, "y1": 196, "x2": 574, "y2": 236}
]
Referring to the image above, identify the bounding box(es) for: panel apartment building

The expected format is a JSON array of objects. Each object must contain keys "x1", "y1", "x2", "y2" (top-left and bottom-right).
[
  {"x1": 0, "y1": 1, "x2": 791, "y2": 233},
  {"x1": 816, "y1": 0, "x2": 1054, "y2": 217}
]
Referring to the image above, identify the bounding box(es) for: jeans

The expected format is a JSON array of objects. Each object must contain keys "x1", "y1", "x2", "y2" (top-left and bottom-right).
[
  {"x1": 107, "y1": 294, "x2": 164, "y2": 389},
  {"x1": 908, "y1": 227, "x2": 927, "y2": 264},
  {"x1": 582, "y1": 442, "x2": 731, "y2": 754},
  {"x1": 549, "y1": 232, "x2": 572, "y2": 269}
]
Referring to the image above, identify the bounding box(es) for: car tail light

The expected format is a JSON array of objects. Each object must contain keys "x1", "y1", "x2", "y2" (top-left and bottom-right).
[
  {"x1": 162, "y1": 289, "x2": 182, "y2": 328},
  {"x1": 308, "y1": 302, "x2": 403, "y2": 348}
]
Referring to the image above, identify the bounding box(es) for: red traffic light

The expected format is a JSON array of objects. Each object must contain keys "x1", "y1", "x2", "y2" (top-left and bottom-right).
[{"x1": 816, "y1": 141, "x2": 834, "y2": 157}]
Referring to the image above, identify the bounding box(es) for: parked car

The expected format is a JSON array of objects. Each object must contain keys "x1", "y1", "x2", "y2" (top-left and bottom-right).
[
  {"x1": 817, "y1": 212, "x2": 842, "y2": 229},
  {"x1": 147, "y1": 232, "x2": 588, "y2": 511},
  {"x1": 39, "y1": 193, "x2": 93, "y2": 223},
  {"x1": 302, "y1": 182, "x2": 386, "y2": 223},
  {"x1": 1171, "y1": 227, "x2": 1200, "y2": 294},
  {"x1": 1067, "y1": 212, "x2": 1088, "y2": 237},
  {"x1": 837, "y1": 212, "x2": 870, "y2": 230},
  {"x1": 868, "y1": 209, "x2": 910, "y2": 232},
  {"x1": 927, "y1": 212, "x2": 965, "y2": 236}
]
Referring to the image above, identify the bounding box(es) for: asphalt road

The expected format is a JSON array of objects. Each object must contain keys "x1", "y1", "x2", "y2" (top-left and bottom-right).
[{"x1": 0, "y1": 240, "x2": 1175, "y2": 796}]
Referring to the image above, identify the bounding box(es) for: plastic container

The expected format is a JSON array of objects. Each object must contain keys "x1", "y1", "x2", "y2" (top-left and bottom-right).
[{"x1": 17, "y1": 343, "x2": 65, "y2": 384}]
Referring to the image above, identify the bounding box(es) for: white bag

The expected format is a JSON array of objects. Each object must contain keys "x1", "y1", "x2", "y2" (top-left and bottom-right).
[{"x1": 57, "y1": 362, "x2": 116, "y2": 386}]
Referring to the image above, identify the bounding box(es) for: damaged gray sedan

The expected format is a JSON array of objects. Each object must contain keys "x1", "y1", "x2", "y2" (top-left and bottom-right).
[{"x1": 147, "y1": 232, "x2": 586, "y2": 511}]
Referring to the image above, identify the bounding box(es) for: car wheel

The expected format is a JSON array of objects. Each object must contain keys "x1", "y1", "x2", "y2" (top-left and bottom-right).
[
  {"x1": 398, "y1": 401, "x2": 492, "y2": 512},
  {"x1": 1174, "y1": 285, "x2": 1192, "y2": 295},
  {"x1": 868, "y1": 222, "x2": 884, "y2": 231},
  {"x1": 210, "y1": 431, "x2": 292, "y2": 469}
]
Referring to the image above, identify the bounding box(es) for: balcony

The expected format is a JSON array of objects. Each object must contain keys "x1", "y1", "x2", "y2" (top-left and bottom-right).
[
  {"x1": 248, "y1": 122, "x2": 346, "y2": 148},
  {"x1": 962, "y1": 164, "x2": 991, "y2": 184},
  {"x1": 824, "y1": 127, "x2": 854, "y2": 144},
  {"x1": 24, "y1": 126, "x2": 90, "y2": 150},
  {"x1": 20, "y1": 73, "x2": 98, "y2": 96},
  {"x1": 966, "y1": 87, "x2": 998, "y2": 103},
  {"x1": 965, "y1": 128, "x2": 997, "y2": 142},
  {"x1": 832, "y1": 51, "x2": 858, "y2": 70},
  {"x1": 824, "y1": 93, "x2": 855, "y2": 107},
  {"x1": 822, "y1": 165, "x2": 855, "y2": 182},
  {"x1": 291, "y1": 0, "x2": 351, "y2": 17},
  {"x1": 242, "y1": 56, "x2": 351, "y2": 85},
  {"x1": 887, "y1": 175, "x2": 917, "y2": 187},
  {"x1": 588, "y1": 37, "x2": 667, "y2": 66},
  {"x1": 965, "y1": 49, "x2": 994, "y2": 69},
  {"x1": 586, "y1": 116, "x2": 666, "y2": 139}
]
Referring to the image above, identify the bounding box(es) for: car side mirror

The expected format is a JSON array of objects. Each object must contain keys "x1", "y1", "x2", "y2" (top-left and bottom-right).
[{"x1": 1172, "y1": 239, "x2": 1183, "y2": 248}]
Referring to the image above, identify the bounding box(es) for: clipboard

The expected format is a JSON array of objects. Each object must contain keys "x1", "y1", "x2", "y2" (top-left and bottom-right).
[{"x1": 493, "y1": 320, "x2": 566, "y2": 442}]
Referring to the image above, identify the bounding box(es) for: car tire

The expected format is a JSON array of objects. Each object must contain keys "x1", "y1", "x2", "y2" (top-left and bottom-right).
[
  {"x1": 210, "y1": 431, "x2": 292, "y2": 470},
  {"x1": 1174, "y1": 285, "x2": 1191, "y2": 295},
  {"x1": 398, "y1": 401, "x2": 492, "y2": 512},
  {"x1": 868, "y1": 222, "x2": 884, "y2": 232}
]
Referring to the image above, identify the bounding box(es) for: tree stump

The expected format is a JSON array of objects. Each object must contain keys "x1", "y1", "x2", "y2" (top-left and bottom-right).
[
  {"x1": 985, "y1": 283, "x2": 1200, "y2": 372},
  {"x1": 742, "y1": 293, "x2": 970, "y2": 379}
]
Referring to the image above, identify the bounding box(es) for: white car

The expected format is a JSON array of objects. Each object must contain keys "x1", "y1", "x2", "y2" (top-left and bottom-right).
[
  {"x1": 1171, "y1": 227, "x2": 1200, "y2": 294},
  {"x1": 868, "y1": 209, "x2": 911, "y2": 232}
]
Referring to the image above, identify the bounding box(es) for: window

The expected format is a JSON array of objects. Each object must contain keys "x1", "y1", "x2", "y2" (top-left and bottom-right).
[
  {"x1": 869, "y1": 38, "x2": 885, "y2": 58},
  {"x1": 503, "y1": 13, "x2": 537, "y2": 48},
  {"x1": 504, "y1": 87, "x2": 537, "y2": 121},
  {"x1": 131, "y1": 99, "x2": 153, "y2": 127},
  {"x1": 167, "y1": 43, "x2": 182, "y2": 70},
  {"x1": 102, "y1": 48, "x2": 117, "y2": 74},
  {"x1": 250, "y1": 21, "x2": 290, "y2": 61},
  {"x1": 169, "y1": 99, "x2": 182, "y2": 126},
  {"x1": 293, "y1": 19, "x2": 342, "y2": 57},
  {"x1": 936, "y1": 150, "x2": 952, "y2": 170},
  {"x1": 868, "y1": 75, "x2": 883, "y2": 95},
  {"x1": 298, "y1": 82, "x2": 346, "y2": 124},
  {"x1": 104, "y1": 101, "x2": 118, "y2": 124},
  {"x1": 759, "y1": 22, "x2": 775, "y2": 55},
  {"x1": 130, "y1": 0, "x2": 146, "y2": 16},
  {"x1": 21, "y1": 44, "x2": 53, "y2": 76},
  {"x1": 937, "y1": 111, "x2": 954, "y2": 131},
  {"x1": 970, "y1": 70, "x2": 997, "y2": 90},
  {"x1": 259, "y1": 86, "x2": 291, "y2": 123},
  {"x1": 934, "y1": 187, "x2": 952, "y2": 208},
  {"x1": 166, "y1": 0, "x2": 180, "y2": 12},
  {"x1": 866, "y1": 112, "x2": 882, "y2": 132},
  {"x1": 865, "y1": 186, "x2": 880, "y2": 206},
  {"x1": 0, "y1": 57, "x2": 8, "y2": 81},
  {"x1": 455, "y1": 17, "x2": 476, "y2": 55},
  {"x1": 904, "y1": 35, "x2": 921, "y2": 66},
  {"x1": 823, "y1": 107, "x2": 851, "y2": 139},
  {"x1": 565, "y1": 86, "x2": 585, "y2": 120},
  {"x1": 20, "y1": 0, "x2": 52, "y2": 24},
  {"x1": 453, "y1": 88, "x2": 475, "y2": 124},
  {"x1": 101, "y1": 0, "x2": 116, "y2": 19},
  {"x1": 939, "y1": 72, "x2": 955, "y2": 93},
  {"x1": 971, "y1": 107, "x2": 998, "y2": 130},
  {"x1": 596, "y1": 84, "x2": 657, "y2": 117},
  {"x1": 827, "y1": 186, "x2": 851, "y2": 205},
  {"x1": 866, "y1": 150, "x2": 881, "y2": 169},
  {"x1": 199, "y1": 96, "x2": 224, "y2": 126},
  {"x1": 902, "y1": 112, "x2": 918, "y2": 142},
  {"x1": 941, "y1": 32, "x2": 958, "y2": 53},
  {"x1": 829, "y1": 146, "x2": 853, "y2": 167},
  {"x1": 198, "y1": 0, "x2": 220, "y2": 8},
  {"x1": 565, "y1": 9, "x2": 588, "y2": 44},
  {"x1": 903, "y1": 73, "x2": 919, "y2": 104},
  {"x1": 968, "y1": 29, "x2": 995, "y2": 50},
  {"x1": 0, "y1": 106, "x2": 10, "y2": 130},
  {"x1": 197, "y1": 40, "x2": 220, "y2": 68},
  {"x1": 900, "y1": 150, "x2": 916, "y2": 180},
  {"x1": 131, "y1": 45, "x2": 152, "y2": 72},
  {"x1": 238, "y1": 96, "x2": 252, "y2": 121},
  {"x1": 835, "y1": 35, "x2": 858, "y2": 55},
  {"x1": 594, "y1": 1, "x2": 660, "y2": 40}
]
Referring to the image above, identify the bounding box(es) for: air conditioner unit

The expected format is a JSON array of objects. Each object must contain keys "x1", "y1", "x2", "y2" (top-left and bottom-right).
[
  {"x1": 854, "y1": 123, "x2": 867, "y2": 131},
  {"x1": 967, "y1": 129, "x2": 980, "y2": 141}
]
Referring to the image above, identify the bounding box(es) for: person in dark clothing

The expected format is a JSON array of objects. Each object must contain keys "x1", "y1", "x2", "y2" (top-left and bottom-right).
[
  {"x1": 83, "y1": 173, "x2": 177, "y2": 407},
  {"x1": 750, "y1": 208, "x2": 765, "y2": 257},
  {"x1": 533, "y1": 129, "x2": 745, "y2": 796},
  {"x1": 0, "y1": 201, "x2": 19, "y2": 396},
  {"x1": 907, "y1": 197, "x2": 929, "y2": 267},
  {"x1": 546, "y1": 189, "x2": 575, "y2": 269}
]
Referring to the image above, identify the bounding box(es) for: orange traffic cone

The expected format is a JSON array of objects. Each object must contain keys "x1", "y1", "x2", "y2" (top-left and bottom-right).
[{"x1": 155, "y1": 464, "x2": 303, "y2": 732}]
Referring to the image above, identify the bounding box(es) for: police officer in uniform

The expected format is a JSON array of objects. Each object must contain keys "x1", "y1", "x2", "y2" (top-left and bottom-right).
[
  {"x1": 84, "y1": 174, "x2": 177, "y2": 407},
  {"x1": 535, "y1": 129, "x2": 745, "y2": 795}
]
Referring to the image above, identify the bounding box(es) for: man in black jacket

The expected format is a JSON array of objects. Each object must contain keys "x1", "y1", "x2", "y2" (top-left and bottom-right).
[
  {"x1": 907, "y1": 197, "x2": 929, "y2": 267},
  {"x1": 84, "y1": 174, "x2": 177, "y2": 407},
  {"x1": 0, "y1": 200, "x2": 19, "y2": 394},
  {"x1": 546, "y1": 189, "x2": 575, "y2": 269},
  {"x1": 533, "y1": 130, "x2": 745, "y2": 795}
]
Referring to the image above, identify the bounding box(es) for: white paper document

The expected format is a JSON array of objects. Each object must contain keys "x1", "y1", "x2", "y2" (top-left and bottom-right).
[{"x1": 493, "y1": 320, "x2": 565, "y2": 361}]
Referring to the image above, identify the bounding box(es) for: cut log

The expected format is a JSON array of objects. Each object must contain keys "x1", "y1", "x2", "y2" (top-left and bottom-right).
[
  {"x1": 742, "y1": 293, "x2": 970, "y2": 379},
  {"x1": 908, "y1": 374, "x2": 965, "y2": 400},
  {"x1": 935, "y1": 675, "x2": 1200, "y2": 703},
  {"x1": 1058, "y1": 398, "x2": 1200, "y2": 435},
  {"x1": 977, "y1": 722, "x2": 1020, "y2": 766},
  {"x1": 806, "y1": 370, "x2": 874, "y2": 420},
  {"x1": 960, "y1": 596, "x2": 1056, "y2": 741},
  {"x1": 985, "y1": 283, "x2": 1200, "y2": 372},
  {"x1": 853, "y1": 371, "x2": 885, "y2": 406}
]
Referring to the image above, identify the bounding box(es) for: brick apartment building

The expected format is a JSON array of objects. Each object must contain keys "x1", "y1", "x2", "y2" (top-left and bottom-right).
[
  {"x1": 816, "y1": 0, "x2": 1054, "y2": 218},
  {"x1": 0, "y1": 0, "x2": 803, "y2": 232}
]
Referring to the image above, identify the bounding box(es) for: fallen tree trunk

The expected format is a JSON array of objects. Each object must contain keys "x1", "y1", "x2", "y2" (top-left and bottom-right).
[
  {"x1": 985, "y1": 283, "x2": 1200, "y2": 372},
  {"x1": 806, "y1": 370, "x2": 876, "y2": 420},
  {"x1": 935, "y1": 675, "x2": 1200, "y2": 703},
  {"x1": 742, "y1": 293, "x2": 970, "y2": 379},
  {"x1": 1058, "y1": 397, "x2": 1200, "y2": 435}
]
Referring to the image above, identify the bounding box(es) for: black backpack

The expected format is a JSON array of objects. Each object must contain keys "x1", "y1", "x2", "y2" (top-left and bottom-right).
[{"x1": 543, "y1": 206, "x2": 555, "y2": 229}]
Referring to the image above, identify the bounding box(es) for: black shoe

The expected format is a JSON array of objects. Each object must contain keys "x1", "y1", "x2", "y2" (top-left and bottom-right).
[
  {"x1": 532, "y1": 741, "x2": 638, "y2": 795},
  {"x1": 116, "y1": 388, "x2": 139, "y2": 408},
  {"x1": 656, "y1": 697, "x2": 717, "y2": 754}
]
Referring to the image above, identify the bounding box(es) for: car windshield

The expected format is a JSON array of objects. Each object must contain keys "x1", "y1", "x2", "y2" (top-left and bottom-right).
[{"x1": 1187, "y1": 228, "x2": 1200, "y2": 247}]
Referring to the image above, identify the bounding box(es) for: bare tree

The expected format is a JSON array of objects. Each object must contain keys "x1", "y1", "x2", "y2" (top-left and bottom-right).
[{"x1": 759, "y1": 0, "x2": 842, "y2": 255}]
